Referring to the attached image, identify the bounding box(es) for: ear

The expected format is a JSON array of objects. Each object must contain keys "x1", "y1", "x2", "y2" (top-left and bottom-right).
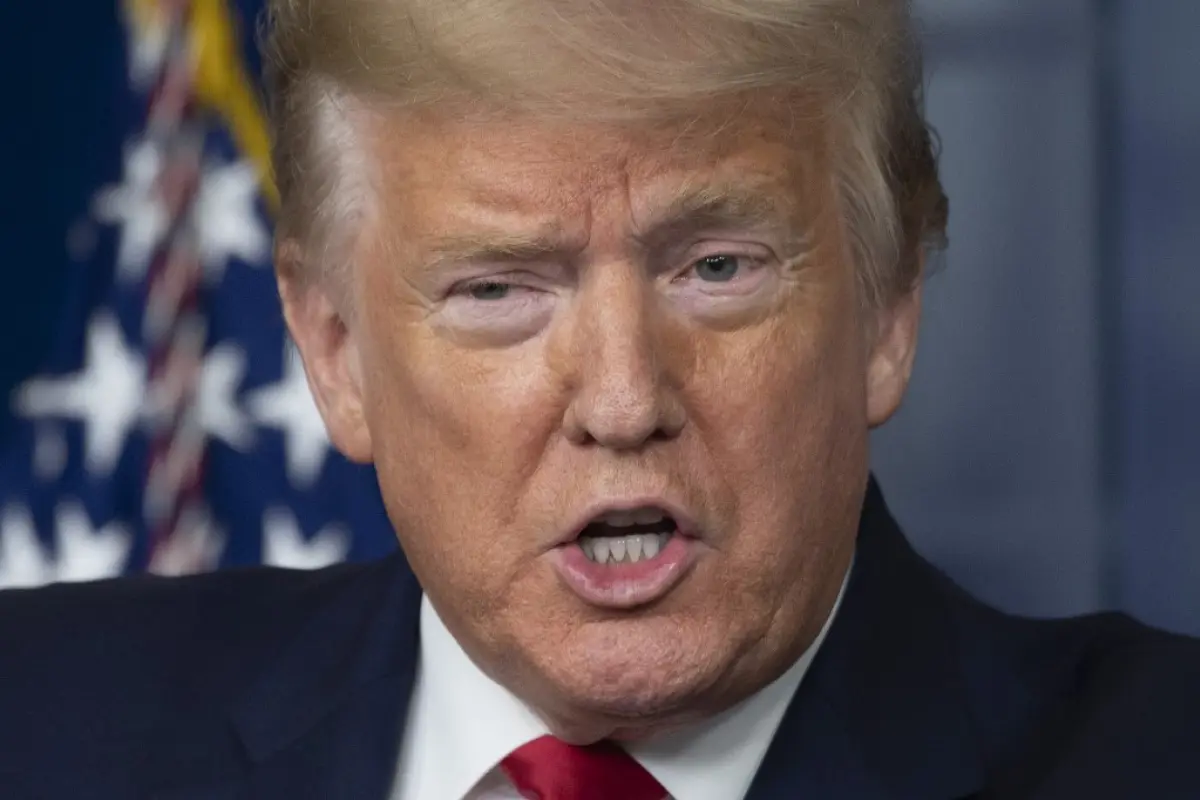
[
  {"x1": 276, "y1": 242, "x2": 374, "y2": 463},
  {"x1": 865, "y1": 286, "x2": 922, "y2": 428}
]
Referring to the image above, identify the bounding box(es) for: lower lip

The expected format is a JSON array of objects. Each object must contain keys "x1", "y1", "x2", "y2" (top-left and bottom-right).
[{"x1": 551, "y1": 533, "x2": 696, "y2": 609}]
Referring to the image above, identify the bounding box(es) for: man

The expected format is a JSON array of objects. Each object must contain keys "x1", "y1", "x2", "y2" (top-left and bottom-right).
[{"x1": 1, "y1": 0, "x2": 1198, "y2": 797}]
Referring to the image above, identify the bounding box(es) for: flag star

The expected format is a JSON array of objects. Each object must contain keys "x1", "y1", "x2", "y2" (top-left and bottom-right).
[
  {"x1": 0, "y1": 505, "x2": 50, "y2": 589},
  {"x1": 93, "y1": 139, "x2": 169, "y2": 279},
  {"x1": 53, "y1": 503, "x2": 133, "y2": 583},
  {"x1": 193, "y1": 159, "x2": 270, "y2": 280},
  {"x1": 247, "y1": 346, "x2": 331, "y2": 487},
  {"x1": 0, "y1": 503, "x2": 132, "y2": 589},
  {"x1": 198, "y1": 343, "x2": 255, "y2": 450},
  {"x1": 14, "y1": 313, "x2": 145, "y2": 476},
  {"x1": 262, "y1": 508, "x2": 349, "y2": 570}
]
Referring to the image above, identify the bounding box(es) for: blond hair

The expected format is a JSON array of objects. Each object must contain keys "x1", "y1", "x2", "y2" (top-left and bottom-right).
[{"x1": 260, "y1": 0, "x2": 947, "y2": 306}]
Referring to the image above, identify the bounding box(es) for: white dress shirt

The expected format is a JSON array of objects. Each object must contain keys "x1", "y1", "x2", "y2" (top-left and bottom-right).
[{"x1": 391, "y1": 567, "x2": 849, "y2": 800}]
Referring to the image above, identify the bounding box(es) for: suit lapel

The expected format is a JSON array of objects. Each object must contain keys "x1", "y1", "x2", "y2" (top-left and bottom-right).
[
  {"x1": 747, "y1": 479, "x2": 985, "y2": 800},
  {"x1": 150, "y1": 677, "x2": 412, "y2": 800},
  {"x1": 150, "y1": 552, "x2": 424, "y2": 800},
  {"x1": 231, "y1": 671, "x2": 414, "y2": 800}
]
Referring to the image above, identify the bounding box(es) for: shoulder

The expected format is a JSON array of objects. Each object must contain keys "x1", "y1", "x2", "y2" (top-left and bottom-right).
[
  {"x1": 932, "y1": 576, "x2": 1200, "y2": 795},
  {"x1": 1012, "y1": 615, "x2": 1200, "y2": 795},
  {"x1": 0, "y1": 560, "x2": 370, "y2": 661},
  {"x1": 0, "y1": 562, "x2": 380, "y2": 742}
]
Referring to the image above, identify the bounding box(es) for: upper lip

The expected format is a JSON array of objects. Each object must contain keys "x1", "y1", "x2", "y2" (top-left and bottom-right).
[{"x1": 554, "y1": 496, "x2": 700, "y2": 547}]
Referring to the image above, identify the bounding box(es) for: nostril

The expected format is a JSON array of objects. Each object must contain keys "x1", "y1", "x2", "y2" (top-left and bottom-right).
[{"x1": 648, "y1": 426, "x2": 676, "y2": 443}]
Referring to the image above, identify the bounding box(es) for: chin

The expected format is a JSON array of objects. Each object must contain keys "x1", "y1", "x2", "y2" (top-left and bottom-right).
[{"x1": 528, "y1": 620, "x2": 726, "y2": 725}]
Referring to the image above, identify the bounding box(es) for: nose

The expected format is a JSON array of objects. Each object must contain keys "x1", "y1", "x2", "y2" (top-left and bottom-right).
[{"x1": 559, "y1": 264, "x2": 686, "y2": 449}]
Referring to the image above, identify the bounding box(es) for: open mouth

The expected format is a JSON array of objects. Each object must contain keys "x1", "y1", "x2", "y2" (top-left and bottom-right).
[
  {"x1": 554, "y1": 501, "x2": 697, "y2": 608},
  {"x1": 577, "y1": 507, "x2": 678, "y2": 565}
]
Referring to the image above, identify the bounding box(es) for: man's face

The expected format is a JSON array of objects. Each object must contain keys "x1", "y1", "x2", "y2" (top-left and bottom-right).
[{"x1": 285, "y1": 104, "x2": 919, "y2": 739}]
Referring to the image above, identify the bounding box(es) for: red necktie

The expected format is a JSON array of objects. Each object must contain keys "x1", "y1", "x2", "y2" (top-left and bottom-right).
[{"x1": 500, "y1": 735, "x2": 668, "y2": 800}]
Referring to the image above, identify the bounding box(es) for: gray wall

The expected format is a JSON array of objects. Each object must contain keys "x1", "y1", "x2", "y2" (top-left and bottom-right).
[{"x1": 874, "y1": 1, "x2": 1200, "y2": 634}]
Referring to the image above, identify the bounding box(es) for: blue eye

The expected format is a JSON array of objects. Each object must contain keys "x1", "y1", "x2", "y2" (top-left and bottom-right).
[{"x1": 692, "y1": 255, "x2": 743, "y2": 283}]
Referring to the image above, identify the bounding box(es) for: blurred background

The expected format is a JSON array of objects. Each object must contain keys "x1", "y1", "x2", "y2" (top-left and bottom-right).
[{"x1": 0, "y1": 1, "x2": 1196, "y2": 633}]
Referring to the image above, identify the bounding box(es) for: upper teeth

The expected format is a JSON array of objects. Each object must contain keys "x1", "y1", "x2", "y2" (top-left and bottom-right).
[
  {"x1": 596, "y1": 508, "x2": 667, "y2": 527},
  {"x1": 579, "y1": 532, "x2": 670, "y2": 565}
]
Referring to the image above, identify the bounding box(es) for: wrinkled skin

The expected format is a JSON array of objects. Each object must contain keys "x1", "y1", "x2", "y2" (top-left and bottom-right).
[{"x1": 281, "y1": 103, "x2": 921, "y2": 742}]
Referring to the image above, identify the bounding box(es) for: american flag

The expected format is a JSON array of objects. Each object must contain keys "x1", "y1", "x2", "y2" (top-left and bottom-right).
[{"x1": 0, "y1": 0, "x2": 396, "y2": 588}]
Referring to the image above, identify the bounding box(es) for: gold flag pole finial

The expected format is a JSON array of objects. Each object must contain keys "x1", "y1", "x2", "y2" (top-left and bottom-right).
[{"x1": 188, "y1": 0, "x2": 279, "y2": 211}]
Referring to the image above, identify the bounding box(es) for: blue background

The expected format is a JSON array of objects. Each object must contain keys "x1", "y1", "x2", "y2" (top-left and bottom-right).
[{"x1": 1, "y1": 1, "x2": 1197, "y2": 632}]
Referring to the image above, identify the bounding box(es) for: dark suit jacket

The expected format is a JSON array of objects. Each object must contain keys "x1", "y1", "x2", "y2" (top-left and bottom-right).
[{"x1": 2, "y1": 480, "x2": 1198, "y2": 799}]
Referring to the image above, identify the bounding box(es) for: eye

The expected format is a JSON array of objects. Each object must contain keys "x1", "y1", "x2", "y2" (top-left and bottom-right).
[
  {"x1": 441, "y1": 275, "x2": 555, "y2": 341},
  {"x1": 461, "y1": 280, "x2": 517, "y2": 301},
  {"x1": 690, "y1": 254, "x2": 745, "y2": 283},
  {"x1": 664, "y1": 249, "x2": 777, "y2": 318}
]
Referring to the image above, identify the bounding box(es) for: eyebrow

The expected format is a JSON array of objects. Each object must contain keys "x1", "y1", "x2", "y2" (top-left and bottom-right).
[
  {"x1": 422, "y1": 223, "x2": 581, "y2": 274},
  {"x1": 637, "y1": 183, "x2": 784, "y2": 245},
  {"x1": 421, "y1": 183, "x2": 793, "y2": 272}
]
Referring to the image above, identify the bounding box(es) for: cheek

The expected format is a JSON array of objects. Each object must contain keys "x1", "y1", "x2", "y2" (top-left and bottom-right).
[
  {"x1": 685, "y1": 284, "x2": 868, "y2": 559},
  {"x1": 691, "y1": 304, "x2": 863, "y2": 462}
]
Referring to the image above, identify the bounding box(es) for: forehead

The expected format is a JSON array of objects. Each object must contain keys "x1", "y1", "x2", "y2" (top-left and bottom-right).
[{"x1": 362, "y1": 105, "x2": 828, "y2": 234}]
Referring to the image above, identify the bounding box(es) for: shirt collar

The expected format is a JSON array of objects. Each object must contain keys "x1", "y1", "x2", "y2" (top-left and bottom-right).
[
  {"x1": 398, "y1": 560, "x2": 850, "y2": 800},
  {"x1": 396, "y1": 597, "x2": 548, "y2": 800}
]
